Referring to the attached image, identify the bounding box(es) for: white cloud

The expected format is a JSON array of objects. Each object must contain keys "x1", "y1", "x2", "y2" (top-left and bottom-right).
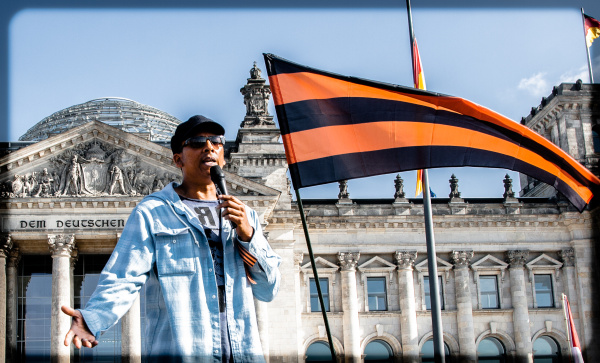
[
  {"x1": 558, "y1": 65, "x2": 589, "y2": 83},
  {"x1": 517, "y1": 72, "x2": 549, "y2": 97}
]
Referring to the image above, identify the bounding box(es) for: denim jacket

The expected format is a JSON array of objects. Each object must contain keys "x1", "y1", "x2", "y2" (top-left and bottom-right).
[{"x1": 80, "y1": 183, "x2": 281, "y2": 362}]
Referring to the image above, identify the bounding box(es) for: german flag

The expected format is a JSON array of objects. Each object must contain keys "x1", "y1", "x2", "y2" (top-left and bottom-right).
[
  {"x1": 263, "y1": 54, "x2": 600, "y2": 211},
  {"x1": 584, "y1": 14, "x2": 600, "y2": 47},
  {"x1": 412, "y1": 38, "x2": 426, "y2": 197}
]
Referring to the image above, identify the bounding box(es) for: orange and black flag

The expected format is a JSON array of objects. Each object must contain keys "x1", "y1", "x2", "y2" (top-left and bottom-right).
[
  {"x1": 584, "y1": 14, "x2": 600, "y2": 47},
  {"x1": 263, "y1": 53, "x2": 600, "y2": 212}
]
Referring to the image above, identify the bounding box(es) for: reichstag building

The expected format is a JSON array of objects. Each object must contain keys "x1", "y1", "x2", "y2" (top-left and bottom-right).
[{"x1": 0, "y1": 65, "x2": 599, "y2": 363}]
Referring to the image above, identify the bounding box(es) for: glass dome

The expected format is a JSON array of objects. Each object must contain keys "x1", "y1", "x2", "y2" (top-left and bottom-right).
[{"x1": 19, "y1": 97, "x2": 181, "y2": 142}]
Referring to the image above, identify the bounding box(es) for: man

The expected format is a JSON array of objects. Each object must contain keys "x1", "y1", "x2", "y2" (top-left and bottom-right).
[{"x1": 61, "y1": 115, "x2": 281, "y2": 362}]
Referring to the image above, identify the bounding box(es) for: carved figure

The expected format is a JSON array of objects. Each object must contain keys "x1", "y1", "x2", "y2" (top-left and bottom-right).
[
  {"x1": 34, "y1": 168, "x2": 54, "y2": 197},
  {"x1": 449, "y1": 174, "x2": 461, "y2": 198},
  {"x1": 11, "y1": 174, "x2": 24, "y2": 197},
  {"x1": 250, "y1": 62, "x2": 262, "y2": 79},
  {"x1": 108, "y1": 165, "x2": 126, "y2": 195},
  {"x1": 338, "y1": 180, "x2": 350, "y2": 199},
  {"x1": 58, "y1": 155, "x2": 93, "y2": 196},
  {"x1": 394, "y1": 174, "x2": 405, "y2": 199}
]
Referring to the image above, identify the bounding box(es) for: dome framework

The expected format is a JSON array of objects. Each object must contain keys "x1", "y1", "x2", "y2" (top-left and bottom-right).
[{"x1": 19, "y1": 97, "x2": 181, "y2": 142}]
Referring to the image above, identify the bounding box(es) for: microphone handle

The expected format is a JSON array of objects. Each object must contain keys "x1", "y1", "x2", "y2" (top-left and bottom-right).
[{"x1": 216, "y1": 178, "x2": 237, "y2": 229}]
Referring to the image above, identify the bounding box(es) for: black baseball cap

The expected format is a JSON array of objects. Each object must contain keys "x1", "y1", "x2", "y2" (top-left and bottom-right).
[{"x1": 171, "y1": 115, "x2": 225, "y2": 154}]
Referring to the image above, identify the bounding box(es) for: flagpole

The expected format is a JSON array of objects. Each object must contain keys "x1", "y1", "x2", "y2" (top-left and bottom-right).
[
  {"x1": 562, "y1": 294, "x2": 574, "y2": 363},
  {"x1": 406, "y1": 1, "x2": 445, "y2": 362},
  {"x1": 295, "y1": 189, "x2": 337, "y2": 362},
  {"x1": 582, "y1": 8, "x2": 595, "y2": 83}
]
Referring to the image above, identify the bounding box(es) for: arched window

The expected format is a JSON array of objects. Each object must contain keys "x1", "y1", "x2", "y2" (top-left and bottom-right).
[
  {"x1": 477, "y1": 337, "x2": 506, "y2": 363},
  {"x1": 306, "y1": 341, "x2": 334, "y2": 362},
  {"x1": 364, "y1": 339, "x2": 394, "y2": 362},
  {"x1": 421, "y1": 339, "x2": 450, "y2": 363},
  {"x1": 533, "y1": 336, "x2": 561, "y2": 363}
]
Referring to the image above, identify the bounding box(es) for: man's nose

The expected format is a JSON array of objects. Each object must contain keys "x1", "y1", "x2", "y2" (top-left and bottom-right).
[{"x1": 202, "y1": 140, "x2": 216, "y2": 152}]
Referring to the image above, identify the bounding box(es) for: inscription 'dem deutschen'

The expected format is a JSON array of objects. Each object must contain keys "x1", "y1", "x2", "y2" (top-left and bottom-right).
[{"x1": 18, "y1": 219, "x2": 125, "y2": 229}]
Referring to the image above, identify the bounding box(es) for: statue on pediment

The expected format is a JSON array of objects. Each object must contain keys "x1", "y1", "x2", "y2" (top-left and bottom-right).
[
  {"x1": 34, "y1": 168, "x2": 54, "y2": 197},
  {"x1": 57, "y1": 154, "x2": 93, "y2": 196}
]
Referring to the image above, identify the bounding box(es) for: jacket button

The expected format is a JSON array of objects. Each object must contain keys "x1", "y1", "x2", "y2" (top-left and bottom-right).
[{"x1": 172, "y1": 239, "x2": 176, "y2": 243}]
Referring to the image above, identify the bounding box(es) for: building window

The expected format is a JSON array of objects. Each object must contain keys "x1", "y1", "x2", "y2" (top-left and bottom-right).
[
  {"x1": 477, "y1": 337, "x2": 506, "y2": 363},
  {"x1": 424, "y1": 276, "x2": 444, "y2": 310},
  {"x1": 420, "y1": 339, "x2": 450, "y2": 363},
  {"x1": 367, "y1": 277, "x2": 387, "y2": 311},
  {"x1": 306, "y1": 341, "x2": 334, "y2": 362},
  {"x1": 480, "y1": 275, "x2": 500, "y2": 309},
  {"x1": 533, "y1": 336, "x2": 561, "y2": 363},
  {"x1": 364, "y1": 340, "x2": 393, "y2": 362},
  {"x1": 17, "y1": 255, "x2": 53, "y2": 363},
  {"x1": 310, "y1": 278, "x2": 330, "y2": 312},
  {"x1": 534, "y1": 274, "x2": 554, "y2": 308}
]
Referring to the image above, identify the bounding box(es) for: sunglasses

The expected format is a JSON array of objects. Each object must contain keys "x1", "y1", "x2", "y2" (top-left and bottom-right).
[{"x1": 182, "y1": 135, "x2": 225, "y2": 148}]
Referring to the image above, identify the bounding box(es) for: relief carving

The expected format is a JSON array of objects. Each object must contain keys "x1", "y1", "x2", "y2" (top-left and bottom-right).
[{"x1": 1, "y1": 140, "x2": 180, "y2": 198}]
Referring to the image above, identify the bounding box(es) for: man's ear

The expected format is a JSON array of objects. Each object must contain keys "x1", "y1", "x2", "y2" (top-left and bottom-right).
[{"x1": 173, "y1": 153, "x2": 183, "y2": 168}]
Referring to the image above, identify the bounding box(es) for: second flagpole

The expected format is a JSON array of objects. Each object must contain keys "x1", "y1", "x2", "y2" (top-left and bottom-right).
[{"x1": 406, "y1": 1, "x2": 445, "y2": 362}]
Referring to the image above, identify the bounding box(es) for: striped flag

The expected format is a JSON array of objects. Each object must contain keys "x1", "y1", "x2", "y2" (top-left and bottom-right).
[
  {"x1": 584, "y1": 14, "x2": 600, "y2": 47},
  {"x1": 263, "y1": 54, "x2": 600, "y2": 211},
  {"x1": 412, "y1": 39, "x2": 426, "y2": 197},
  {"x1": 564, "y1": 295, "x2": 584, "y2": 363}
]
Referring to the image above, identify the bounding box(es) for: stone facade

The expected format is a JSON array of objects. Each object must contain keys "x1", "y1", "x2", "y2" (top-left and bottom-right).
[{"x1": 0, "y1": 70, "x2": 598, "y2": 363}]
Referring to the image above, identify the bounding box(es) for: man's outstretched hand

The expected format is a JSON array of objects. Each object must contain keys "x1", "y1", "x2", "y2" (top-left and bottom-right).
[{"x1": 61, "y1": 306, "x2": 99, "y2": 349}]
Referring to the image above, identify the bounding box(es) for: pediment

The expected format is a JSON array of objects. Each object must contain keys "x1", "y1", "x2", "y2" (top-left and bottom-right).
[
  {"x1": 358, "y1": 256, "x2": 396, "y2": 272},
  {"x1": 526, "y1": 253, "x2": 563, "y2": 270},
  {"x1": 0, "y1": 121, "x2": 280, "y2": 205},
  {"x1": 471, "y1": 255, "x2": 509, "y2": 271},
  {"x1": 415, "y1": 257, "x2": 454, "y2": 272},
  {"x1": 301, "y1": 257, "x2": 339, "y2": 273}
]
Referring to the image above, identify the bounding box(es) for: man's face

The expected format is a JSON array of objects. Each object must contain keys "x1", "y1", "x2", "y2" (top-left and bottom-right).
[{"x1": 173, "y1": 131, "x2": 226, "y2": 178}]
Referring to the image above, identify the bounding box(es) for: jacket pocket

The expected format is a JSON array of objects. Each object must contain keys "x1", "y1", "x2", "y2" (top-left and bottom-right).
[{"x1": 153, "y1": 227, "x2": 197, "y2": 276}]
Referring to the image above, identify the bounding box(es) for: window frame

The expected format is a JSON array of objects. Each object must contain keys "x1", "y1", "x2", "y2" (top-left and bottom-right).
[
  {"x1": 479, "y1": 275, "x2": 501, "y2": 309},
  {"x1": 301, "y1": 257, "x2": 339, "y2": 313},
  {"x1": 415, "y1": 257, "x2": 452, "y2": 311},
  {"x1": 309, "y1": 277, "x2": 330, "y2": 312},
  {"x1": 471, "y1": 254, "x2": 509, "y2": 310},
  {"x1": 366, "y1": 276, "x2": 388, "y2": 312},
  {"x1": 525, "y1": 254, "x2": 563, "y2": 309},
  {"x1": 533, "y1": 274, "x2": 555, "y2": 308},
  {"x1": 357, "y1": 256, "x2": 396, "y2": 312},
  {"x1": 423, "y1": 275, "x2": 445, "y2": 311}
]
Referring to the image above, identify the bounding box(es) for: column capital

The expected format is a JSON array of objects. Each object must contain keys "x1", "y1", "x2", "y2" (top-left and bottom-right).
[
  {"x1": 293, "y1": 252, "x2": 304, "y2": 268},
  {"x1": 7, "y1": 248, "x2": 20, "y2": 268},
  {"x1": 450, "y1": 250, "x2": 474, "y2": 269},
  {"x1": 395, "y1": 251, "x2": 417, "y2": 269},
  {"x1": 558, "y1": 248, "x2": 575, "y2": 267},
  {"x1": 506, "y1": 250, "x2": 529, "y2": 268},
  {"x1": 48, "y1": 234, "x2": 76, "y2": 257},
  {"x1": 0, "y1": 234, "x2": 13, "y2": 258},
  {"x1": 338, "y1": 252, "x2": 360, "y2": 271}
]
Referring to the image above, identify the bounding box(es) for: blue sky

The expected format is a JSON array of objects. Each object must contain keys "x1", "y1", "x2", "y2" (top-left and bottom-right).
[{"x1": 5, "y1": 2, "x2": 600, "y2": 199}]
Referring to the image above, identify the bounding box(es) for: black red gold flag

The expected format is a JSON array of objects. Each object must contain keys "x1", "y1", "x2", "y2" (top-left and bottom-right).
[
  {"x1": 584, "y1": 14, "x2": 600, "y2": 47},
  {"x1": 263, "y1": 53, "x2": 600, "y2": 211}
]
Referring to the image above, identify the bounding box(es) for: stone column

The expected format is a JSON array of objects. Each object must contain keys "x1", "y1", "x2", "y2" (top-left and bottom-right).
[
  {"x1": 0, "y1": 235, "x2": 13, "y2": 363},
  {"x1": 338, "y1": 252, "x2": 360, "y2": 363},
  {"x1": 395, "y1": 251, "x2": 419, "y2": 363},
  {"x1": 559, "y1": 249, "x2": 582, "y2": 344},
  {"x1": 450, "y1": 250, "x2": 476, "y2": 363},
  {"x1": 48, "y1": 234, "x2": 76, "y2": 363},
  {"x1": 294, "y1": 252, "x2": 304, "y2": 363},
  {"x1": 506, "y1": 250, "x2": 532, "y2": 363},
  {"x1": 121, "y1": 294, "x2": 142, "y2": 363},
  {"x1": 254, "y1": 298, "x2": 270, "y2": 363},
  {"x1": 6, "y1": 247, "x2": 19, "y2": 363}
]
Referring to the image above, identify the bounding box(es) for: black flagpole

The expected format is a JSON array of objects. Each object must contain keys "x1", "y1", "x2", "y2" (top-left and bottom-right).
[
  {"x1": 406, "y1": 1, "x2": 445, "y2": 362},
  {"x1": 296, "y1": 189, "x2": 337, "y2": 362}
]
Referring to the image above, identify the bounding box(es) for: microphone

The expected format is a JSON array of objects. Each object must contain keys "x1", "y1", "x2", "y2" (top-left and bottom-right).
[
  {"x1": 210, "y1": 165, "x2": 236, "y2": 228},
  {"x1": 210, "y1": 165, "x2": 228, "y2": 196}
]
